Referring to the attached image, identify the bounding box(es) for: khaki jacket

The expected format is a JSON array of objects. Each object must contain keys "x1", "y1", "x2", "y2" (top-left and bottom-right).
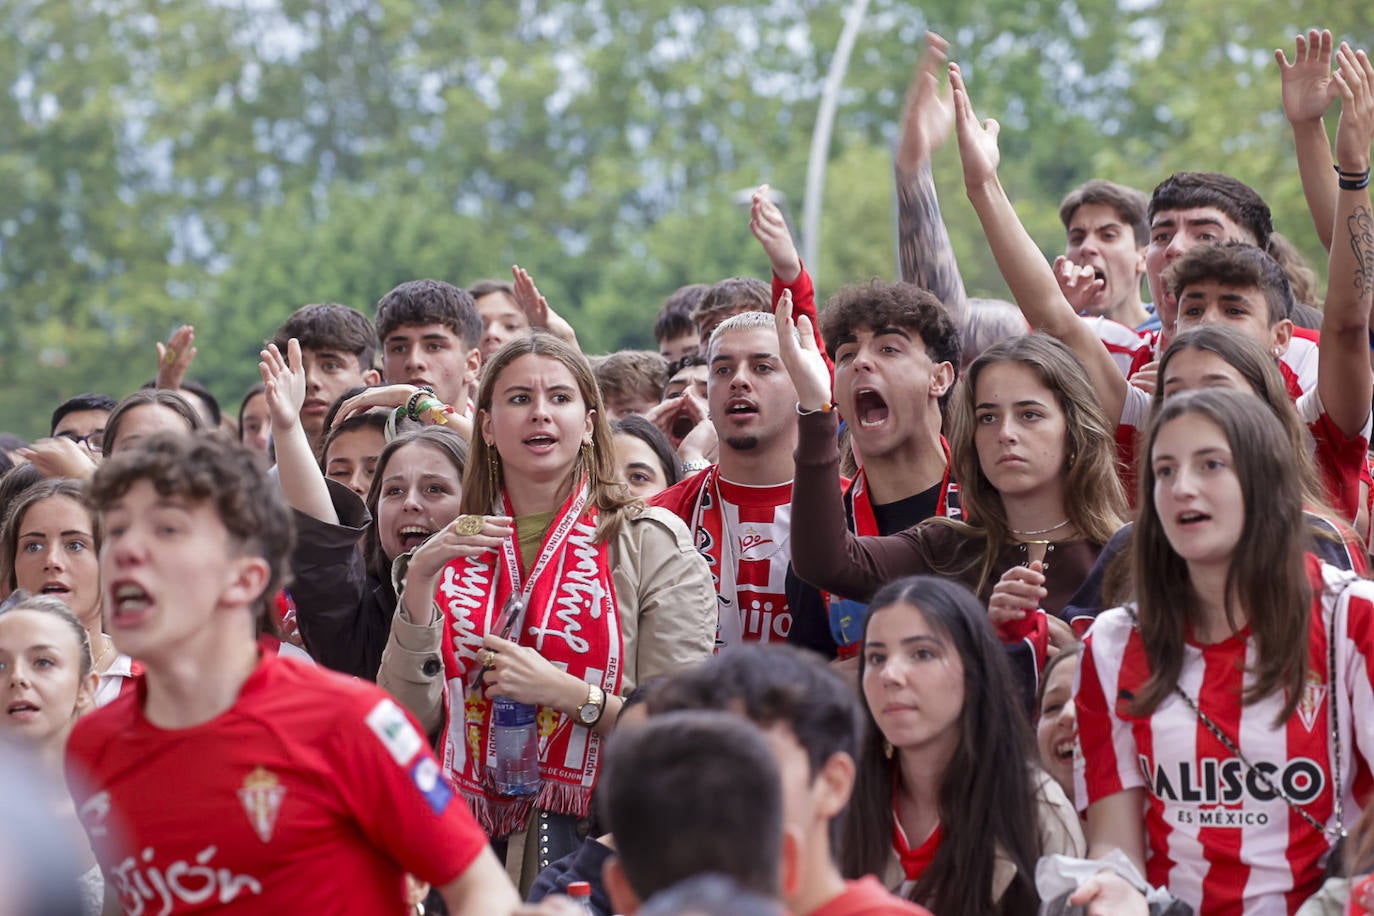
[
  {"x1": 377, "y1": 504, "x2": 718, "y2": 734},
  {"x1": 884, "y1": 767, "x2": 1086, "y2": 906}
]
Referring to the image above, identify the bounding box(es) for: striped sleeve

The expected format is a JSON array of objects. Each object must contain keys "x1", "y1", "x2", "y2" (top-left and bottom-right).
[{"x1": 1074, "y1": 608, "x2": 1145, "y2": 811}]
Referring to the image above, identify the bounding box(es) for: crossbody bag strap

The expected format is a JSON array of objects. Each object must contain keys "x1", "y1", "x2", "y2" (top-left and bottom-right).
[{"x1": 1124, "y1": 606, "x2": 1344, "y2": 841}]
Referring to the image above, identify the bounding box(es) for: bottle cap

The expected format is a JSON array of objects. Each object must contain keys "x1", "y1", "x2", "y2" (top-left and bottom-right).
[{"x1": 567, "y1": 881, "x2": 592, "y2": 898}]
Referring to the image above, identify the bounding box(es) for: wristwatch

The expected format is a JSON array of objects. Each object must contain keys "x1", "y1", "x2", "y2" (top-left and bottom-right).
[{"x1": 576, "y1": 683, "x2": 606, "y2": 727}]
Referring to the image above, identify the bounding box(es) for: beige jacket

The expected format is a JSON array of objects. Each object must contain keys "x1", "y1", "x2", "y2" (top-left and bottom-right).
[
  {"x1": 377, "y1": 504, "x2": 718, "y2": 734},
  {"x1": 885, "y1": 767, "x2": 1086, "y2": 905}
]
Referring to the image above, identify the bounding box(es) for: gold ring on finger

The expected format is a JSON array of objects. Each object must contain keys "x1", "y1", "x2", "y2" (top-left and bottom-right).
[
  {"x1": 455, "y1": 514, "x2": 484, "y2": 537},
  {"x1": 477, "y1": 648, "x2": 498, "y2": 667}
]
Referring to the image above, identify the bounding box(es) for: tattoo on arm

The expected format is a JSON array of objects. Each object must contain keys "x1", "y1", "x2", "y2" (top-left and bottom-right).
[
  {"x1": 896, "y1": 161, "x2": 967, "y2": 320},
  {"x1": 1349, "y1": 205, "x2": 1374, "y2": 301}
]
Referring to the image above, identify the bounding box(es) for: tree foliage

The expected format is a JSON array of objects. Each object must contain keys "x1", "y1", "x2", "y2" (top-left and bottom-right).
[{"x1": 1, "y1": 0, "x2": 1368, "y2": 436}]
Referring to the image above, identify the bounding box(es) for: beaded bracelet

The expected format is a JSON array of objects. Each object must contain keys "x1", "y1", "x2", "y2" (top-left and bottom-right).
[{"x1": 404, "y1": 385, "x2": 436, "y2": 421}]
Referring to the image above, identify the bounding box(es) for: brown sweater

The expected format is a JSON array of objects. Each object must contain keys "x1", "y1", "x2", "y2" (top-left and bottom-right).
[{"x1": 790, "y1": 410, "x2": 1101, "y2": 615}]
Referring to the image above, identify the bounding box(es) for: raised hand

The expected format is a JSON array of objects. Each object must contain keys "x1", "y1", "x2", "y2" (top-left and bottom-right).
[
  {"x1": 773, "y1": 289, "x2": 832, "y2": 412},
  {"x1": 258, "y1": 339, "x2": 307, "y2": 434},
  {"x1": 16, "y1": 437, "x2": 97, "y2": 480},
  {"x1": 1333, "y1": 43, "x2": 1374, "y2": 174},
  {"x1": 749, "y1": 185, "x2": 802, "y2": 282},
  {"x1": 1276, "y1": 29, "x2": 1338, "y2": 125},
  {"x1": 1129, "y1": 358, "x2": 1160, "y2": 398},
  {"x1": 949, "y1": 63, "x2": 1001, "y2": 191},
  {"x1": 512, "y1": 264, "x2": 579, "y2": 347},
  {"x1": 155, "y1": 324, "x2": 197, "y2": 391},
  {"x1": 895, "y1": 32, "x2": 954, "y2": 174},
  {"x1": 1054, "y1": 256, "x2": 1105, "y2": 314}
]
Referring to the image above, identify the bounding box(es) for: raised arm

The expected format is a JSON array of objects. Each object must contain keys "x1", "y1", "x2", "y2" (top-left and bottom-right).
[
  {"x1": 949, "y1": 63, "x2": 1127, "y2": 425},
  {"x1": 155, "y1": 323, "x2": 197, "y2": 391},
  {"x1": 1317, "y1": 44, "x2": 1374, "y2": 437},
  {"x1": 775, "y1": 292, "x2": 929, "y2": 599},
  {"x1": 512, "y1": 264, "x2": 580, "y2": 351},
  {"x1": 1277, "y1": 29, "x2": 1340, "y2": 252},
  {"x1": 260, "y1": 339, "x2": 336, "y2": 524},
  {"x1": 895, "y1": 32, "x2": 968, "y2": 319},
  {"x1": 751, "y1": 185, "x2": 830, "y2": 364}
]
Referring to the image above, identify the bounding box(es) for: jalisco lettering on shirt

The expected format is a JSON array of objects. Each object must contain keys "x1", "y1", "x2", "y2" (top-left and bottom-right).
[
  {"x1": 65, "y1": 653, "x2": 486, "y2": 915},
  {"x1": 1075, "y1": 556, "x2": 1374, "y2": 916}
]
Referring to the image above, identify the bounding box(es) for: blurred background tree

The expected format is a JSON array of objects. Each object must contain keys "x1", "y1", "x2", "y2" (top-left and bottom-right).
[{"x1": 0, "y1": 0, "x2": 1364, "y2": 437}]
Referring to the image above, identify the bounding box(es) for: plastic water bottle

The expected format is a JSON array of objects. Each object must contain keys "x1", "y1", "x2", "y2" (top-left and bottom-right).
[
  {"x1": 566, "y1": 881, "x2": 594, "y2": 913},
  {"x1": 490, "y1": 697, "x2": 540, "y2": 796}
]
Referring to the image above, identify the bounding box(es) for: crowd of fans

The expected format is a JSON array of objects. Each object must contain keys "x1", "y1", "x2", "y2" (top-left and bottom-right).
[{"x1": 3, "y1": 26, "x2": 1374, "y2": 916}]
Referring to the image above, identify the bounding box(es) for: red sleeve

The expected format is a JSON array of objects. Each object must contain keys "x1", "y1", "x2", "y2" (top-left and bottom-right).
[
  {"x1": 773, "y1": 263, "x2": 833, "y2": 374},
  {"x1": 330, "y1": 693, "x2": 487, "y2": 886},
  {"x1": 1072, "y1": 622, "x2": 1143, "y2": 811},
  {"x1": 1309, "y1": 409, "x2": 1368, "y2": 523}
]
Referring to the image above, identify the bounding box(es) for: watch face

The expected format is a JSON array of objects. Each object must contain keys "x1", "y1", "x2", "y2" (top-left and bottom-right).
[{"x1": 578, "y1": 705, "x2": 598, "y2": 725}]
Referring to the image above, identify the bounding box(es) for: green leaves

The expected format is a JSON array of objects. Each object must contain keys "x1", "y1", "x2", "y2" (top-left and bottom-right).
[{"x1": 2, "y1": 0, "x2": 1371, "y2": 437}]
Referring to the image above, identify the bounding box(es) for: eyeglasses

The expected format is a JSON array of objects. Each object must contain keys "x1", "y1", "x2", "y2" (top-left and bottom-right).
[{"x1": 55, "y1": 429, "x2": 106, "y2": 452}]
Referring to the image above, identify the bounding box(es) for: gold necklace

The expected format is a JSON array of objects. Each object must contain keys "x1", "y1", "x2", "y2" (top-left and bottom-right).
[{"x1": 92, "y1": 635, "x2": 115, "y2": 674}]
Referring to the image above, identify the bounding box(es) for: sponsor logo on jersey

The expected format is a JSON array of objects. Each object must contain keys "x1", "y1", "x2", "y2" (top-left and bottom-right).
[
  {"x1": 366, "y1": 697, "x2": 423, "y2": 766},
  {"x1": 237, "y1": 766, "x2": 286, "y2": 843},
  {"x1": 1139, "y1": 755, "x2": 1325, "y2": 806},
  {"x1": 410, "y1": 756, "x2": 452, "y2": 815}
]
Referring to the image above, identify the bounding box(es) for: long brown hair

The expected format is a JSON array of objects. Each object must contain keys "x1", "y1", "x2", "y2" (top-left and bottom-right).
[
  {"x1": 938, "y1": 335, "x2": 1126, "y2": 593},
  {"x1": 1152, "y1": 325, "x2": 1326, "y2": 508},
  {"x1": 464, "y1": 331, "x2": 634, "y2": 542},
  {"x1": 840, "y1": 576, "x2": 1044, "y2": 914},
  {"x1": 1131, "y1": 388, "x2": 1310, "y2": 724}
]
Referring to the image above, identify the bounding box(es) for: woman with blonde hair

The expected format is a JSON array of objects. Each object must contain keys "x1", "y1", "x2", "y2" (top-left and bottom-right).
[{"x1": 378, "y1": 331, "x2": 716, "y2": 888}]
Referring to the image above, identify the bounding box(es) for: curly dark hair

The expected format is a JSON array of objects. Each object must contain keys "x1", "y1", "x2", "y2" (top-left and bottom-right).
[{"x1": 87, "y1": 431, "x2": 294, "y2": 636}]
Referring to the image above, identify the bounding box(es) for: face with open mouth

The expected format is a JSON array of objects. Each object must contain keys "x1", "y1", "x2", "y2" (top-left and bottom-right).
[
  {"x1": 1035, "y1": 653, "x2": 1078, "y2": 797},
  {"x1": 1150, "y1": 412, "x2": 1243, "y2": 572},
  {"x1": 99, "y1": 481, "x2": 254, "y2": 662},
  {"x1": 375, "y1": 441, "x2": 465, "y2": 561},
  {"x1": 706, "y1": 326, "x2": 797, "y2": 455},
  {"x1": 0, "y1": 608, "x2": 94, "y2": 747},
  {"x1": 482, "y1": 353, "x2": 594, "y2": 495},
  {"x1": 833, "y1": 325, "x2": 950, "y2": 458},
  {"x1": 1063, "y1": 202, "x2": 1145, "y2": 321},
  {"x1": 13, "y1": 495, "x2": 101, "y2": 628}
]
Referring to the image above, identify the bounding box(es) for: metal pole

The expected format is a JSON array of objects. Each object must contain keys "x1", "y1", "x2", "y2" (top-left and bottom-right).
[{"x1": 801, "y1": 0, "x2": 871, "y2": 282}]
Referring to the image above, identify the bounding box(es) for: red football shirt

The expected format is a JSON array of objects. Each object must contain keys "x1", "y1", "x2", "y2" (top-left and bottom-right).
[
  {"x1": 66, "y1": 652, "x2": 487, "y2": 914},
  {"x1": 1076, "y1": 556, "x2": 1374, "y2": 914}
]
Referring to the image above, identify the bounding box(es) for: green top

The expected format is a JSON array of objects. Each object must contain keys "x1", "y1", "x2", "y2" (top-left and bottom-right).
[{"x1": 515, "y1": 510, "x2": 558, "y2": 574}]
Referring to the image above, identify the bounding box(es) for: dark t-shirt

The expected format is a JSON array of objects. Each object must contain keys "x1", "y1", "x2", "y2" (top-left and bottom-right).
[
  {"x1": 527, "y1": 837, "x2": 615, "y2": 915},
  {"x1": 787, "y1": 480, "x2": 944, "y2": 658}
]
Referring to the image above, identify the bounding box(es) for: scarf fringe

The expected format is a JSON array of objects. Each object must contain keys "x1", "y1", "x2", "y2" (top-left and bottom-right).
[{"x1": 463, "y1": 781, "x2": 594, "y2": 838}]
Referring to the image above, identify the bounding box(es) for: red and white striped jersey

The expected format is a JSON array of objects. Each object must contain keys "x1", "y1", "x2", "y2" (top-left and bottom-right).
[
  {"x1": 1084, "y1": 316, "x2": 1153, "y2": 378},
  {"x1": 1113, "y1": 353, "x2": 1370, "y2": 523},
  {"x1": 1075, "y1": 555, "x2": 1374, "y2": 915}
]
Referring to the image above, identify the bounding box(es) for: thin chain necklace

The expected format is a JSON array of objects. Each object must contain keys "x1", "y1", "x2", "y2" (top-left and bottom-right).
[
  {"x1": 92, "y1": 635, "x2": 115, "y2": 674},
  {"x1": 1009, "y1": 519, "x2": 1071, "y2": 537}
]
